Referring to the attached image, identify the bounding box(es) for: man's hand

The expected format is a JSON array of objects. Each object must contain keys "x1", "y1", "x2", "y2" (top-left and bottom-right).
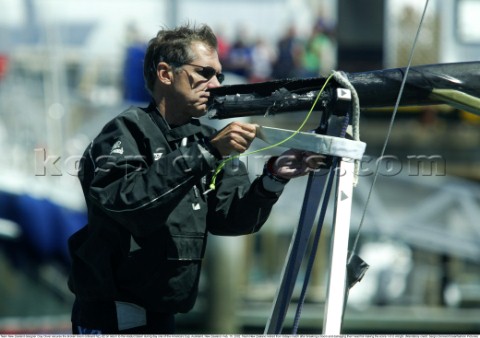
[
  {"x1": 209, "y1": 121, "x2": 257, "y2": 157},
  {"x1": 271, "y1": 149, "x2": 326, "y2": 180}
]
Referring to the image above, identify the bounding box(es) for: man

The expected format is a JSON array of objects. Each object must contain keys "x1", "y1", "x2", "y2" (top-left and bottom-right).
[{"x1": 68, "y1": 23, "x2": 323, "y2": 334}]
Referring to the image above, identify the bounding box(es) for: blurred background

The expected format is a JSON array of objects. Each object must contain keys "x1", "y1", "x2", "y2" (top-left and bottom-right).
[{"x1": 0, "y1": 0, "x2": 480, "y2": 334}]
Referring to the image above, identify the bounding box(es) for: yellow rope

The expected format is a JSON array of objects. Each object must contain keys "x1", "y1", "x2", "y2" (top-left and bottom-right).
[{"x1": 209, "y1": 72, "x2": 335, "y2": 191}]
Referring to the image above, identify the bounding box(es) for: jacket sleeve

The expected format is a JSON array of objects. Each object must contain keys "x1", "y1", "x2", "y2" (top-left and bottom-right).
[
  {"x1": 206, "y1": 160, "x2": 282, "y2": 236},
  {"x1": 82, "y1": 116, "x2": 217, "y2": 237}
]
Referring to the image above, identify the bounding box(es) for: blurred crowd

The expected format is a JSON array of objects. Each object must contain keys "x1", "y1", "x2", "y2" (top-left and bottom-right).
[
  {"x1": 122, "y1": 17, "x2": 336, "y2": 103},
  {"x1": 217, "y1": 17, "x2": 337, "y2": 83}
]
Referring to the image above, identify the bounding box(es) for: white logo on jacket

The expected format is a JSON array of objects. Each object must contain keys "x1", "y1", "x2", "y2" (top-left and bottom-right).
[{"x1": 110, "y1": 140, "x2": 124, "y2": 155}]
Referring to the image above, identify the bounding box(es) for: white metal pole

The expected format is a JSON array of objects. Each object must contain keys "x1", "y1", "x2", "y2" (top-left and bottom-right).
[{"x1": 323, "y1": 158, "x2": 355, "y2": 334}]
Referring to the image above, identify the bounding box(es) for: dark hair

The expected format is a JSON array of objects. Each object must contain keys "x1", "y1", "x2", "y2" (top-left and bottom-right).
[{"x1": 143, "y1": 23, "x2": 218, "y2": 95}]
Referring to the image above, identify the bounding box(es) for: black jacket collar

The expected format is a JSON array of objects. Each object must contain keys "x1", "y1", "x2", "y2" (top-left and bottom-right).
[{"x1": 145, "y1": 102, "x2": 204, "y2": 142}]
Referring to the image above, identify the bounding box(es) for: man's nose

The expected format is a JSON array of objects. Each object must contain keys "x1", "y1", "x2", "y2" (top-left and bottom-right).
[{"x1": 207, "y1": 76, "x2": 222, "y2": 89}]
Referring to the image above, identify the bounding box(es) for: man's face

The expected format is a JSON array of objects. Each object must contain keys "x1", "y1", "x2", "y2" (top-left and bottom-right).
[{"x1": 171, "y1": 42, "x2": 223, "y2": 121}]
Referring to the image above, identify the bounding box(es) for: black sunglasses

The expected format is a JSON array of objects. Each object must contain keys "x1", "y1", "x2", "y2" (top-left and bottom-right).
[{"x1": 183, "y1": 63, "x2": 225, "y2": 84}]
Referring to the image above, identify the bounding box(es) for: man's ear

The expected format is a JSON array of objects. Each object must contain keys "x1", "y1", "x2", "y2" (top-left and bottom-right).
[{"x1": 157, "y1": 62, "x2": 173, "y2": 85}]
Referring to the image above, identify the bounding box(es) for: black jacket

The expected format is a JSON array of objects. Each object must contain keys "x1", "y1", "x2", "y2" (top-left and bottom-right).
[{"x1": 68, "y1": 103, "x2": 281, "y2": 314}]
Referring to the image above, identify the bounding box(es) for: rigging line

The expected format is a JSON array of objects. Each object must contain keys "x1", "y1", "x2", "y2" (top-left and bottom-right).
[{"x1": 350, "y1": 0, "x2": 430, "y2": 256}]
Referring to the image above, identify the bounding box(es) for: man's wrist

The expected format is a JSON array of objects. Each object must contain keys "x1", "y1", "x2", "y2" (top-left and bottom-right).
[
  {"x1": 199, "y1": 137, "x2": 223, "y2": 161},
  {"x1": 262, "y1": 156, "x2": 289, "y2": 192}
]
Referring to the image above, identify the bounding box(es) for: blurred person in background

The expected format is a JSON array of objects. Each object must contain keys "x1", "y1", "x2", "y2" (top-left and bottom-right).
[
  {"x1": 0, "y1": 54, "x2": 8, "y2": 81},
  {"x1": 67, "y1": 23, "x2": 324, "y2": 334},
  {"x1": 249, "y1": 37, "x2": 276, "y2": 83},
  {"x1": 214, "y1": 25, "x2": 230, "y2": 66},
  {"x1": 223, "y1": 25, "x2": 253, "y2": 78},
  {"x1": 299, "y1": 20, "x2": 332, "y2": 78},
  {"x1": 271, "y1": 24, "x2": 303, "y2": 79},
  {"x1": 122, "y1": 23, "x2": 150, "y2": 103}
]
